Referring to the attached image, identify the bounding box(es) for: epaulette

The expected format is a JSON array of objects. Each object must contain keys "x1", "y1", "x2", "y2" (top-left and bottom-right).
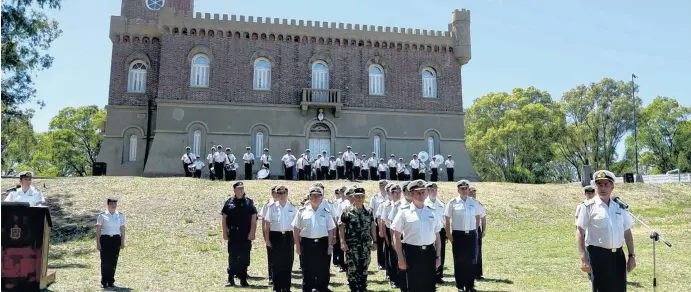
[
  {"x1": 426, "y1": 204, "x2": 436, "y2": 210},
  {"x1": 393, "y1": 201, "x2": 401, "y2": 206},
  {"x1": 583, "y1": 199, "x2": 595, "y2": 206},
  {"x1": 324, "y1": 207, "x2": 331, "y2": 213},
  {"x1": 298, "y1": 206, "x2": 307, "y2": 211}
]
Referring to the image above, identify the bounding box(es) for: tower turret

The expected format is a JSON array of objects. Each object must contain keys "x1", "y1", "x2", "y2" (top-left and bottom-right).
[{"x1": 451, "y1": 9, "x2": 471, "y2": 65}]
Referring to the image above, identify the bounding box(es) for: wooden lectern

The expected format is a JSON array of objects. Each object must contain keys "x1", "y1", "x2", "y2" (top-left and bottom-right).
[{"x1": 1, "y1": 202, "x2": 57, "y2": 291}]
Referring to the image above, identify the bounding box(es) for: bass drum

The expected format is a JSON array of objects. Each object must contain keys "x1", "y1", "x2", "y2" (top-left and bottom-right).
[
  {"x1": 257, "y1": 168, "x2": 270, "y2": 179},
  {"x1": 417, "y1": 151, "x2": 429, "y2": 162}
]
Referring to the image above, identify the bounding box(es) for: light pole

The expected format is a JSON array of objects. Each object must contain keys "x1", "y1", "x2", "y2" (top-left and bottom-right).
[{"x1": 632, "y1": 73, "x2": 639, "y2": 178}]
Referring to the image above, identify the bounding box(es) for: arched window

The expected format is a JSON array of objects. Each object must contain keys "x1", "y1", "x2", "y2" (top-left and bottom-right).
[
  {"x1": 373, "y1": 135, "x2": 381, "y2": 158},
  {"x1": 127, "y1": 61, "x2": 147, "y2": 93},
  {"x1": 255, "y1": 132, "x2": 264, "y2": 157},
  {"x1": 422, "y1": 68, "x2": 437, "y2": 98},
  {"x1": 311, "y1": 61, "x2": 329, "y2": 102},
  {"x1": 253, "y1": 58, "x2": 271, "y2": 90},
  {"x1": 190, "y1": 54, "x2": 210, "y2": 87},
  {"x1": 427, "y1": 137, "x2": 435, "y2": 157},
  {"x1": 128, "y1": 135, "x2": 137, "y2": 162},
  {"x1": 193, "y1": 130, "x2": 201, "y2": 156},
  {"x1": 369, "y1": 65, "x2": 385, "y2": 95}
]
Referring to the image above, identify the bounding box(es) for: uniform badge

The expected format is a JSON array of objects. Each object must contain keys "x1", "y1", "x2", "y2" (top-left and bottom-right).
[
  {"x1": 10, "y1": 226, "x2": 21, "y2": 240},
  {"x1": 597, "y1": 172, "x2": 606, "y2": 179}
]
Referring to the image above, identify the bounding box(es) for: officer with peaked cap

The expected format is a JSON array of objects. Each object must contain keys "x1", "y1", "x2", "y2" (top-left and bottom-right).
[
  {"x1": 575, "y1": 185, "x2": 596, "y2": 281},
  {"x1": 424, "y1": 182, "x2": 447, "y2": 284},
  {"x1": 264, "y1": 185, "x2": 298, "y2": 292},
  {"x1": 391, "y1": 180, "x2": 442, "y2": 292},
  {"x1": 221, "y1": 181, "x2": 258, "y2": 287},
  {"x1": 95, "y1": 196, "x2": 126, "y2": 288},
  {"x1": 4, "y1": 171, "x2": 46, "y2": 206},
  {"x1": 281, "y1": 149, "x2": 297, "y2": 180},
  {"x1": 576, "y1": 170, "x2": 636, "y2": 292},
  {"x1": 445, "y1": 179, "x2": 482, "y2": 291}
]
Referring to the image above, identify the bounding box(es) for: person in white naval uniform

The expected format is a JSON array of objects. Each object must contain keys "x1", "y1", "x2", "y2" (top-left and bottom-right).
[
  {"x1": 424, "y1": 182, "x2": 447, "y2": 284},
  {"x1": 264, "y1": 185, "x2": 298, "y2": 292},
  {"x1": 444, "y1": 155, "x2": 455, "y2": 181},
  {"x1": 4, "y1": 171, "x2": 46, "y2": 207},
  {"x1": 281, "y1": 149, "x2": 296, "y2": 180},
  {"x1": 445, "y1": 179, "x2": 482, "y2": 292}
]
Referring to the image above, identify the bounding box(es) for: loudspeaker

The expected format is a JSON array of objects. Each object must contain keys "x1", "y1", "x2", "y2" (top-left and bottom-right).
[
  {"x1": 93, "y1": 162, "x2": 107, "y2": 176},
  {"x1": 624, "y1": 173, "x2": 634, "y2": 183}
]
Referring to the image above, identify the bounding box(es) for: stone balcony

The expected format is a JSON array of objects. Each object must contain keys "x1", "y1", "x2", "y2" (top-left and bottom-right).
[{"x1": 300, "y1": 88, "x2": 343, "y2": 117}]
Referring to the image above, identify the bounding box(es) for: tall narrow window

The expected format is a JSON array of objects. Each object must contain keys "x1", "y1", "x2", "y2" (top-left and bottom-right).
[
  {"x1": 422, "y1": 68, "x2": 437, "y2": 98},
  {"x1": 427, "y1": 137, "x2": 435, "y2": 157},
  {"x1": 373, "y1": 135, "x2": 381, "y2": 158},
  {"x1": 127, "y1": 62, "x2": 147, "y2": 93},
  {"x1": 311, "y1": 61, "x2": 329, "y2": 102},
  {"x1": 193, "y1": 130, "x2": 201, "y2": 156},
  {"x1": 253, "y1": 58, "x2": 271, "y2": 90},
  {"x1": 369, "y1": 65, "x2": 385, "y2": 95},
  {"x1": 255, "y1": 132, "x2": 264, "y2": 157},
  {"x1": 190, "y1": 54, "x2": 210, "y2": 87},
  {"x1": 128, "y1": 135, "x2": 137, "y2": 162}
]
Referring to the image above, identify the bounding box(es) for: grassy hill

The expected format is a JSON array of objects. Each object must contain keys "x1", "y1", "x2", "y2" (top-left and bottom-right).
[{"x1": 2, "y1": 177, "x2": 690, "y2": 292}]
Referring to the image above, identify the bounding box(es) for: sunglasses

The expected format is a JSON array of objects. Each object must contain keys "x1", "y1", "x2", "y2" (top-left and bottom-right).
[
  {"x1": 277, "y1": 191, "x2": 287, "y2": 195},
  {"x1": 459, "y1": 187, "x2": 468, "y2": 190},
  {"x1": 309, "y1": 193, "x2": 322, "y2": 197}
]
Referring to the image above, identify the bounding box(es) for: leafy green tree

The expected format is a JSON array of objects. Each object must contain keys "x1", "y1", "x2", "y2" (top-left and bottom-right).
[
  {"x1": 1, "y1": 108, "x2": 37, "y2": 174},
  {"x1": 48, "y1": 106, "x2": 106, "y2": 176},
  {"x1": 466, "y1": 87, "x2": 566, "y2": 183},
  {"x1": 635, "y1": 97, "x2": 691, "y2": 173},
  {"x1": 1, "y1": 0, "x2": 62, "y2": 116}
]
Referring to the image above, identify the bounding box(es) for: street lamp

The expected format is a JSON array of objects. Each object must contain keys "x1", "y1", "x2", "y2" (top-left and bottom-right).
[{"x1": 632, "y1": 73, "x2": 639, "y2": 179}]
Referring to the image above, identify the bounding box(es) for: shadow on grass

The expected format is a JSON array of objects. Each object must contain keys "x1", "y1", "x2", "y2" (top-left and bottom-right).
[
  {"x1": 477, "y1": 277, "x2": 514, "y2": 284},
  {"x1": 627, "y1": 281, "x2": 643, "y2": 288},
  {"x1": 47, "y1": 262, "x2": 89, "y2": 269},
  {"x1": 46, "y1": 195, "x2": 100, "y2": 244}
]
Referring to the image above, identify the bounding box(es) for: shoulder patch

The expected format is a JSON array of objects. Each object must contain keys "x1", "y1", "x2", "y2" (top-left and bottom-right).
[{"x1": 583, "y1": 199, "x2": 595, "y2": 206}]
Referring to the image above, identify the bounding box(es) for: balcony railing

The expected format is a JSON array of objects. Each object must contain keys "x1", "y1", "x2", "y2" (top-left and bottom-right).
[{"x1": 300, "y1": 88, "x2": 343, "y2": 117}]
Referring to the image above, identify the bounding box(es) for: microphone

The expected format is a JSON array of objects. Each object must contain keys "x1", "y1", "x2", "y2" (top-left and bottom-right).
[{"x1": 613, "y1": 196, "x2": 629, "y2": 210}]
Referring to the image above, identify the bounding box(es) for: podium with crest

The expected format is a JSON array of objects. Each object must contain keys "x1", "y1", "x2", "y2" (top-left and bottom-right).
[{"x1": 1, "y1": 202, "x2": 56, "y2": 291}]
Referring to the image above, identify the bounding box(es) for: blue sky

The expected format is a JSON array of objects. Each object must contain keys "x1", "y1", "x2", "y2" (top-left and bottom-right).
[{"x1": 30, "y1": 0, "x2": 691, "y2": 144}]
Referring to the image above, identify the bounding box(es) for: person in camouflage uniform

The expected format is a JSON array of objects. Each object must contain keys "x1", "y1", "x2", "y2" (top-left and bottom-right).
[{"x1": 339, "y1": 186, "x2": 377, "y2": 292}]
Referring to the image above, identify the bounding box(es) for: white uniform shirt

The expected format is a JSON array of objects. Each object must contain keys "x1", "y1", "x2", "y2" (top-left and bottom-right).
[
  {"x1": 181, "y1": 153, "x2": 196, "y2": 164},
  {"x1": 387, "y1": 200, "x2": 405, "y2": 226},
  {"x1": 576, "y1": 196, "x2": 634, "y2": 249},
  {"x1": 4, "y1": 186, "x2": 46, "y2": 207},
  {"x1": 574, "y1": 203, "x2": 585, "y2": 218},
  {"x1": 329, "y1": 161, "x2": 336, "y2": 170},
  {"x1": 369, "y1": 193, "x2": 385, "y2": 216},
  {"x1": 243, "y1": 153, "x2": 255, "y2": 163},
  {"x1": 378, "y1": 163, "x2": 387, "y2": 172},
  {"x1": 321, "y1": 157, "x2": 330, "y2": 167},
  {"x1": 375, "y1": 198, "x2": 389, "y2": 218},
  {"x1": 410, "y1": 159, "x2": 420, "y2": 169},
  {"x1": 343, "y1": 151, "x2": 355, "y2": 162},
  {"x1": 403, "y1": 167, "x2": 411, "y2": 175},
  {"x1": 296, "y1": 157, "x2": 306, "y2": 169},
  {"x1": 476, "y1": 202, "x2": 487, "y2": 218},
  {"x1": 265, "y1": 202, "x2": 298, "y2": 232},
  {"x1": 425, "y1": 197, "x2": 446, "y2": 226},
  {"x1": 282, "y1": 154, "x2": 296, "y2": 167},
  {"x1": 379, "y1": 200, "x2": 395, "y2": 227},
  {"x1": 96, "y1": 210, "x2": 126, "y2": 235},
  {"x1": 225, "y1": 154, "x2": 236, "y2": 166},
  {"x1": 194, "y1": 160, "x2": 205, "y2": 169},
  {"x1": 305, "y1": 154, "x2": 313, "y2": 164},
  {"x1": 444, "y1": 196, "x2": 481, "y2": 231},
  {"x1": 213, "y1": 151, "x2": 227, "y2": 163},
  {"x1": 388, "y1": 158, "x2": 397, "y2": 168},
  {"x1": 392, "y1": 204, "x2": 442, "y2": 246},
  {"x1": 330, "y1": 198, "x2": 344, "y2": 219},
  {"x1": 368, "y1": 158, "x2": 378, "y2": 168},
  {"x1": 353, "y1": 158, "x2": 361, "y2": 167},
  {"x1": 396, "y1": 163, "x2": 405, "y2": 174},
  {"x1": 340, "y1": 199, "x2": 352, "y2": 214},
  {"x1": 292, "y1": 202, "x2": 337, "y2": 238},
  {"x1": 260, "y1": 154, "x2": 272, "y2": 165},
  {"x1": 259, "y1": 198, "x2": 275, "y2": 219},
  {"x1": 336, "y1": 157, "x2": 344, "y2": 167},
  {"x1": 206, "y1": 153, "x2": 214, "y2": 164},
  {"x1": 430, "y1": 161, "x2": 438, "y2": 169},
  {"x1": 445, "y1": 160, "x2": 455, "y2": 169}
]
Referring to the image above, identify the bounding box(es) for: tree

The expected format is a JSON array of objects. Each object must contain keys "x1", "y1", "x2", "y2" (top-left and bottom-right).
[
  {"x1": 48, "y1": 106, "x2": 106, "y2": 176},
  {"x1": 1, "y1": 0, "x2": 62, "y2": 116},
  {"x1": 466, "y1": 87, "x2": 567, "y2": 183},
  {"x1": 1, "y1": 108, "x2": 37, "y2": 174},
  {"x1": 635, "y1": 96, "x2": 691, "y2": 173},
  {"x1": 557, "y1": 78, "x2": 640, "y2": 179}
]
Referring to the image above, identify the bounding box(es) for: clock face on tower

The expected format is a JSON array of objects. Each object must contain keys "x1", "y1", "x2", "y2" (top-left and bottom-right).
[{"x1": 146, "y1": 0, "x2": 164, "y2": 10}]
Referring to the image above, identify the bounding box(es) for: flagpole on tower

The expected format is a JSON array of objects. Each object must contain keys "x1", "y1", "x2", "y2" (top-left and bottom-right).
[{"x1": 632, "y1": 73, "x2": 639, "y2": 180}]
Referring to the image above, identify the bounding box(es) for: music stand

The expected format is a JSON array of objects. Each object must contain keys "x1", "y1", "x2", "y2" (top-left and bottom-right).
[{"x1": 623, "y1": 206, "x2": 672, "y2": 292}]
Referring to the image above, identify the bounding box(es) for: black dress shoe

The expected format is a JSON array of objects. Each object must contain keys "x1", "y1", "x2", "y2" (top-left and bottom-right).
[
  {"x1": 240, "y1": 279, "x2": 250, "y2": 287},
  {"x1": 268, "y1": 278, "x2": 273, "y2": 285},
  {"x1": 436, "y1": 278, "x2": 444, "y2": 284},
  {"x1": 390, "y1": 281, "x2": 397, "y2": 288},
  {"x1": 225, "y1": 278, "x2": 235, "y2": 287},
  {"x1": 378, "y1": 266, "x2": 385, "y2": 270},
  {"x1": 476, "y1": 276, "x2": 484, "y2": 280}
]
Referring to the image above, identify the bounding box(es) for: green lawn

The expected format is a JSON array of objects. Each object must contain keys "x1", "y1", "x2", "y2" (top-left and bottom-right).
[{"x1": 3, "y1": 177, "x2": 690, "y2": 291}]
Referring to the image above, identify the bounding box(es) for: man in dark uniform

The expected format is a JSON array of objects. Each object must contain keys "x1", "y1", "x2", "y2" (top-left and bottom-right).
[
  {"x1": 339, "y1": 187, "x2": 377, "y2": 292},
  {"x1": 576, "y1": 170, "x2": 636, "y2": 292},
  {"x1": 221, "y1": 181, "x2": 258, "y2": 287}
]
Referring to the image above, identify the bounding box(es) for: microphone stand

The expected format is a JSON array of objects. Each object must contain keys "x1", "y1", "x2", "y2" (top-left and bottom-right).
[{"x1": 621, "y1": 204, "x2": 672, "y2": 292}]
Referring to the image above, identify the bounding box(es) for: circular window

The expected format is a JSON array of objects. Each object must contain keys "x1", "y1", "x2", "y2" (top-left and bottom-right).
[{"x1": 146, "y1": 0, "x2": 165, "y2": 10}]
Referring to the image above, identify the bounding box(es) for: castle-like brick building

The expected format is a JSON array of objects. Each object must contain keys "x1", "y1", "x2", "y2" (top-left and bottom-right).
[{"x1": 97, "y1": 0, "x2": 478, "y2": 179}]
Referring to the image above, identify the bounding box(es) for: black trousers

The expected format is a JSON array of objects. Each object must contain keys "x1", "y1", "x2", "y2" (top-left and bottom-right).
[
  {"x1": 227, "y1": 239, "x2": 251, "y2": 280},
  {"x1": 316, "y1": 166, "x2": 322, "y2": 180},
  {"x1": 360, "y1": 168, "x2": 368, "y2": 180},
  {"x1": 225, "y1": 169, "x2": 236, "y2": 181},
  {"x1": 452, "y1": 230, "x2": 478, "y2": 290},
  {"x1": 345, "y1": 161, "x2": 354, "y2": 179},
  {"x1": 437, "y1": 228, "x2": 447, "y2": 280},
  {"x1": 402, "y1": 243, "x2": 436, "y2": 292},
  {"x1": 337, "y1": 166, "x2": 345, "y2": 179},
  {"x1": 301, "y1": 237, "x2": 330, "y2": 292},
  {"x1": 270, "y1": 231, "x2": 294, "y2": 291},
  {"x1": 214, "y1": 162, "x2": 224, "y2": 180},
  {"x1": 321, "y1": 166, "x2": 329, "y2": 180},
  {"x1": 332, "y1": 229, "x2": 345, "y2": 269},
  {"x1": 397, "y1": 173, "x2": 404, "y2": 181},
  {"x1": 447, "y1": 168, "x2": 454, "y2": 182},
  {"x1": 375, "y1": 222, "x2": 385, "y2": 269},
  {"x1": 244, "y1": 163, "x2": 252, "y2": 180},
  {"x1": 209, "y1": 163, "x2": 215, "y2": 180},
  {"x1": 329, "y1": 169, "x2": 336, "y2": 180},
  {"x1": 285, "y1": 166, "x2": 294, "y2": 180},
  {"x1": 266, "y1": 246, "x2": 273, "y2": 281},
  {"x1": 298, "y1": 169, "x2": 305, "y2": 180},
  {"x1": 412, "y1": 168, "x2": 420, "y2": 180},
  {"x1": 477, "y1": 230, "x2": 483, "y2": 277},
  {"x1": 385, "y1": 227, "x2": 400, "y2": 286},
  {"x1": 588, "y1": 246, "x2": 626, "y2": 292},
  {"x1": 353, "y1": 167, "x2": 361, "y2": 180},
  {"x1": 379, "y1": 171, "x2": 387, "y2": 182},
  {"x1": 183, "y1": 162, "x2": 192, "y2": 177},
  {"x1": 99, "y1": 235, "x2": 121, "y2": 286},
  {"x1": 370, "y1": 167, "x2": 378, "y2": 180},
  {"x1": 194, "y1": 170, "x2": 202, "y2": 178},
  {"x1": 388, "y1": 167, "x2": 397, "y2": 180},
  {"x1": 304, "y1": 165, "x2": 312, "y2": 181},
  {"x1": 431, "y1": 168, "x2": 439, "y2": 181}
]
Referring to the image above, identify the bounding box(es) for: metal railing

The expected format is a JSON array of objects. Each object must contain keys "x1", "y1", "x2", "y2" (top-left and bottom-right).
[{"x1": 301, "y1": 88, "x2": 342, "y2": 104}]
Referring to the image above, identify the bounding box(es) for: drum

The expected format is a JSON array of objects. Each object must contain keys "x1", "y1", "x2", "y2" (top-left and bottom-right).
[
  {"x1": 257, "y1": 169, "x2": 270, "y2": 179},
  {"x1": 417, "y1": 151, "x2": 429, "y2": 162},
  {"x1": 433, "y1": 154, "x2": 445, "y2": 165},
  {"x1": 187, "y1": 165, "x2": 196, "y2": 172}
]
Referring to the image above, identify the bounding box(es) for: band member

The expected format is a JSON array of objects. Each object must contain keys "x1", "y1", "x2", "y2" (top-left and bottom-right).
[
  {"x1": 469, "y1": 186, "x2": 487, "y2": 280},
  {"x1": 409, "y1": 154, "x2": 420, "y2": 180},
  {"x1": 4, "y1": 171, "x2": 46, "y2": 206},
  {"x1": 193, "y1": 157, "x2": 204, "y2": 178},
  {"x1": 221, "y1": 182, "x2": 258, "y2": 287},
  {"x1": 445, "y1": 155, "x2": 455, "y2": 181},
  {"x1": 224, "y1": 148, "x2": 237, "y2": 181},
  {"x1": 418, "y1": 158, "x2": 427, "y2": 181},
  {"x1": 445, "y1": 180, "x2": 481, "y2": 292},
  {"x1": 369, "y1": 180, "x2": 388, "y2": 271},
  {"x1": 359, "y1": 154, "x2": 368, "y2": 180},
  {"x1": 260, "y1": 186, "x2": 279, "y2": 286},
  {"x1": 96, "y1": 197, "x2": 126, "y2": 288},
  {"x1": 339, "y1": 187, "x2": 377, "y2": 292},
  {"x1": 320, "y1": 150, "x2": 330, "y2": 180},
  {"x1": 264, "y1": 185, "x2": 297, "y2": 292},
  {"x1": 243, "y1": 147, "x2": 255, "y2": 180},
  {"x1": 352, "y1": 153, "x2": 361, "y2": 180},
  {"x1": 387, "y1": 154, "x2": 398, "y2": 181},
  {"x1": 314, "y1": 154, "x2": 324, "y2": 180},
  {"x1": 368, "y1": 152, "x2": 378, "y2": 180},
  {"x1": 329, "y1": 156, "x2": 337, "y2": 180},
  {"x1": 336, "y1": 152, "x2": 345, "y2": 179},
  {"x1": 292, "y1": 186, "x2": 337, "y2": 292},
  {"x1": 304, "y1": 150, "x2": 313, "y2": 181},
  {"x1": 213, "y1": 146, "x2": 226, "y2": 181},
  {"x1": 402, "y1": 162, "x2": 411, "y2": 181},
  {"x1": 396, "y1": 158, "x2": 405, "y2": 181},
  {"x1": 260, "y1": 148, "x2": 272, "y2": 170},
  {"x1": 207, "y1": 147, "x2": 216, "y2": 180},
  {"x1": 392, "y1": 180, "x2": 443, "y2": 292},
  {"x1": 576, "y1": 170, "x2": 636, "y2": 292},
  {"x1": 296, "y1": 154, "x2": 307, "y2": 181},
  {"x1": 378, "y1": 158, "x2": 388, "y2": 181},
  {"x1": 181, "y1": 146, "x2": 197, "y2": 177},
  {"x1": 343, "y1": 146, "x2": 355, "y2": 180},
  {"x1": 429, "y1": 156, "x2": 439, "y2": 182},
  {"x1": 424, "y1": 182, "x2": 447, "y2": 283},
  {"x1": 281, "y1": 149, "x2": 296, "y2": 180}
]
